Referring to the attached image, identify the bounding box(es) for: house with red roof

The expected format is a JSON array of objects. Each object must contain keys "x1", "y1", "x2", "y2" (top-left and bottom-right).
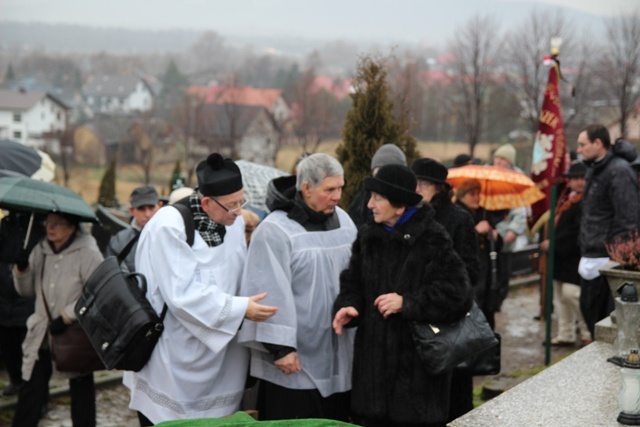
[
  {"x1": 193, "y1": 103, "x2": 280, "y2": 167},
  {"x1": 187, "y1": 85, "x2": 290, "y2": 124}
]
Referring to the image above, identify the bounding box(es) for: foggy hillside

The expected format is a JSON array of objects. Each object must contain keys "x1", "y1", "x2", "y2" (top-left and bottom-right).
[
  {"x1": 0, "y1": 21, "x2": 361, "y2": 56},
  {"x1": 0, "y1": 0, "x2": 605, "y2": 56}
]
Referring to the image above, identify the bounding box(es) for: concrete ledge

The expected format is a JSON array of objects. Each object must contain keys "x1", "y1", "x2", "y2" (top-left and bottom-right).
[{"x1": 449, "y1": 341, "x2": 620, "y2": 426}]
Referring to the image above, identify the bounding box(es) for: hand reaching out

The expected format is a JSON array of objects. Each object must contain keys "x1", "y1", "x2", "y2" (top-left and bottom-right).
[
  {"x1": 245, "y1": 292, "x2": 278, "y2": 321},
  {"x1": 333, "y1": 306, "x2": 359, "y2": 336}
]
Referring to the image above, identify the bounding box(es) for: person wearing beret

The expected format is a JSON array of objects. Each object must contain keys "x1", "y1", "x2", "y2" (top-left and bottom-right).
[
  {"x1": 124, "y1": 153, "x2": 278, "y2": 425},
  {"x1": 540, "y1": 161, "x2": 592, "y2": 347},
  {"x1": 411, "y1": 158, "x2": 480, "y2": 422},
  {"x1": 239, "y1": 154, "x2": 357, "y2": 421},
  {"x1": 333, "y1": 164, "x2": 472, "y2": 427}
]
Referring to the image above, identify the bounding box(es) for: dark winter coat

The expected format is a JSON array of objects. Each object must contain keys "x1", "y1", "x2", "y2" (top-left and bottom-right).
[
  {"x1": 580, "y1": 152, "x2": 640, "y2": 257},
  {"x1": 0, "y1": 263, "x2": 34, "y2": 327},
  {"x1": 553, "y1": 190, "x2": 583, "y2": 285},
  {"x1": 333, "y1": 205, "x2": 473, "y2": 425},
  {"x1": 105, "y1": 225, "x2": 139, "y2": 272},
  {"x1": 0, "y1": 213, "x2": 43, "y2": 327},
  {"x1": 430, "y1": 191, "x2": 480, "y2": 286},
  {"x1": 455, "y1": 202, "x2": 504, "y2": 317}
]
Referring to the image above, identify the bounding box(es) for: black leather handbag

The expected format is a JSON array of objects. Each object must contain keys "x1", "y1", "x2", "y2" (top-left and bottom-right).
[
  {"x1": 410, "y1": 300, "x2": 499, "y2": 376},
  {"x1": 459, "y1": 332, "x2": 501, "y2": 376}
]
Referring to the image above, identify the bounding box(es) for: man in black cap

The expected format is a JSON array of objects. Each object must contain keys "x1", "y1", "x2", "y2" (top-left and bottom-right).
[
  {"x1": 452, "y1": 153, "x2": 473, "y2": 168},
  {"x1": 124, "y1": 153, "x2": 278, "y2": 425},
  {"x1": 106, "y1": 185, "x2": 160, "y2": 271}
]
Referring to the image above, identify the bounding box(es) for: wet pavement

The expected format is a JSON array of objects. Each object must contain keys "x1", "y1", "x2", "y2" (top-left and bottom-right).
[{"x1": 0, "y1": 279, "x2": 580, "y2": 426}]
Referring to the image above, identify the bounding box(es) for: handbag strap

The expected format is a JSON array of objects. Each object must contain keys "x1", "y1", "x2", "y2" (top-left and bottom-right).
[
  {"x1": 39, "y1": 253, "x2": 54, "y2": 323},
  {"x1": 117, "y1": 231, "x2": 140, "y2": 264}
]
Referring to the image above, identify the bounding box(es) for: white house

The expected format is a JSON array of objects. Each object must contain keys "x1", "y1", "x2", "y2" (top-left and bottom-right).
[
  {"x1": 83, "y1": 75, "x2": 154, "y2": 115},
  {"x1": 0, "y1": 88, "x2": 69, "y2": 149}
]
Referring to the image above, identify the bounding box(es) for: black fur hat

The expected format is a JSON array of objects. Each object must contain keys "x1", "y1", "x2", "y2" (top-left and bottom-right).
[{"x1": 364, "y1": 164, "x2": 422, "y2": 206}]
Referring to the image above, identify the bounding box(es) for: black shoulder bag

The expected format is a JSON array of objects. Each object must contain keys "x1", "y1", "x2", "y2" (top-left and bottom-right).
[{"x1": 75, "y1": 204, "x2": 195, "y2": 371}]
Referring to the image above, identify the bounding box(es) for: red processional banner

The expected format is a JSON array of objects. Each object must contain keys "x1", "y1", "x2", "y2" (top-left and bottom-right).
[{"x1": 528, "y1": 57, "x2": 568, "y2": 235}]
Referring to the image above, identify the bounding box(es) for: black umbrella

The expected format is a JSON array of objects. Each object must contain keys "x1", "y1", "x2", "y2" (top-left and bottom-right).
[{"x1": 0, "y1": 139, "x2": 56, "y2": 182}]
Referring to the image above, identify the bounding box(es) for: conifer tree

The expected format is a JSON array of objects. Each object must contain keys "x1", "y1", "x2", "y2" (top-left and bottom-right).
[
  {"x1": 98, "y1": 158, "x2": 118, "y2": 208},
  {"x1": 4, "y1": 63, "x2": 15, "y2": 84},
  {"x1": 337, "y1": 55, "x2": 412, "y2": 209},
  {"x1": 169, "y1": 159, "x2": 186, "y2": 191}
]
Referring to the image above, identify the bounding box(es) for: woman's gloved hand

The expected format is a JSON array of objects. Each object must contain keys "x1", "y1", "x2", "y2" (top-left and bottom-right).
[
  {"x1": 15, "y1": 248, "x2": 30, "y2": 271},
  {"x1": 49, "y1": 317, "x2": 68, "y2": 335}
]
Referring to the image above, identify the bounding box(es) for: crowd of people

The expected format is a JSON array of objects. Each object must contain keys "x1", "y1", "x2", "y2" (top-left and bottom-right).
[{"x1": 1, "y1": 123, "x2": 639, "y2": 427}]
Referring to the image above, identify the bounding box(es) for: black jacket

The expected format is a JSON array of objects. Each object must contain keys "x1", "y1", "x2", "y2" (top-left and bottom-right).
[
  {"x1": 553, "y1": 191, "x2": 582, "y2": 285},
  {"x1": 333, "y1": 205, "x2": 472, "y2": 425},
  {"x1": 580, "y1": 152, "x2": 640, "y2": 257},
  {"x1": 430, "y1": 192, "x2": 480, "y2": 286}
]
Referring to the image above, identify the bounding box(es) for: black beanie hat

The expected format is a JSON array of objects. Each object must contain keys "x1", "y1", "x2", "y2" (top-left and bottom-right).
[
  {"x1": 196, "y1": 153, "x2": 243, "y2": 197},
  {"x1": 364, "y1": 164, "x2": 422, "y2": 206},
  {"x1": 411, "y1": 158, "x2": 449, "y2": 184}
]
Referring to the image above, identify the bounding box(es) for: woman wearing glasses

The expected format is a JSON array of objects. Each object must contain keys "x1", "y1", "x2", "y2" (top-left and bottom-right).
[{"x1": 12, "y1": 212, "x2": 103, "y2": 427}]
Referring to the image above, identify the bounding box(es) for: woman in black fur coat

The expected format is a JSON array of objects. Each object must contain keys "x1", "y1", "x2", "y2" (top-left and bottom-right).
[{"x1": 333, "y1": 164, "x2": 473, "y2": 427}]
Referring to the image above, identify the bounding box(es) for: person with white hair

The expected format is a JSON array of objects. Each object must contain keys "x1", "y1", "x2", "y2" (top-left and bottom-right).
[{"x1": 239, "y1": 153, "x2": 357, "y2": 422}]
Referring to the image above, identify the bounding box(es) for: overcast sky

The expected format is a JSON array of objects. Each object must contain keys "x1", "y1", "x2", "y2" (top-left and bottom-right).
[{"x1": 1, "y1": 0, "x2": 637, "y2": 45}]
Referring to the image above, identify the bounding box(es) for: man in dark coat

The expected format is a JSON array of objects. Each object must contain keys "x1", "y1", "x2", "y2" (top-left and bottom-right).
[
  {"x1": 540, "y1": 161, "x2": 591, "y2": 347},
  {"x1": 105, "y1": 185, "x2": 160, "y2": 271},
  {"x1": 333, "y1": 164, "x2": 472, "y2": 427},
  {"x1": 577, "y1": 124, "x2": 640, "y2": 336}
]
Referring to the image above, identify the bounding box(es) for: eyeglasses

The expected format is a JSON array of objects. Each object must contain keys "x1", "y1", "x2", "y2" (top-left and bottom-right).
[
  {"x1": 42, "y1": 220, "x2": 70, "y2": 229},
  {"x1": 211, "y1": 198, "x2": 247, "y2": 214}
]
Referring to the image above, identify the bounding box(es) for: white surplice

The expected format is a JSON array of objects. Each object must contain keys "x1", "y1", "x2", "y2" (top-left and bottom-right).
[
  {"x1": 123, "y1": 206, "x2": 249, "y2": 423},
  {"x1": 238, "y1": 207, "x2": 357, "y2": 397}
]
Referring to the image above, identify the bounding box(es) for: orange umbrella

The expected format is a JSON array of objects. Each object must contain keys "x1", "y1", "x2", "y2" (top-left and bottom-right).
[{"x1": 447, "y1": 164, "x2": 545, "y2": 210}]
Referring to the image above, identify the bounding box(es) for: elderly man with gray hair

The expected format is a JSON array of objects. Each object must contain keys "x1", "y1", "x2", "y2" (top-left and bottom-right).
[{"x1": 239, "y1": 153, "x2": 357, "y2": 422}]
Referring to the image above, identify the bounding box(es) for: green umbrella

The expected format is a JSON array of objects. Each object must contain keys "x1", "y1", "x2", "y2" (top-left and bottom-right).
[{"x1": 0, "y1": 176, "x2": 97, "y2": 222}]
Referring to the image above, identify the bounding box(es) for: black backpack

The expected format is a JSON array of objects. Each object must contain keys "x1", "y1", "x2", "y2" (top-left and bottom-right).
[{"x1": 75, "y1": 204, "x2": 194, "y2": 372}]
